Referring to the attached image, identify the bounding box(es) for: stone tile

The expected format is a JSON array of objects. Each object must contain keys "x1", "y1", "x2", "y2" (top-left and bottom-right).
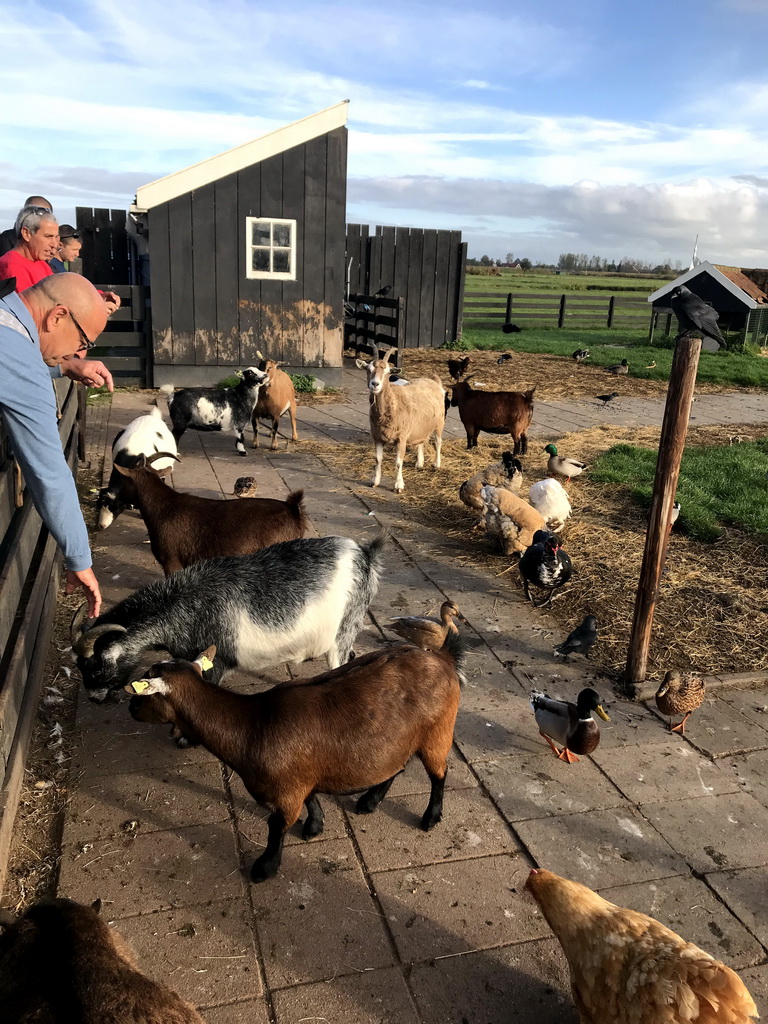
[
  {"x1": 706, "y1": 867, "x2": 768, "y2": 948},
  {"x1": 272, "y1": 967, "x2": 420, "y2": 1024},
  {"x1": 114, "y1": 899, "x2": 261, "y2": 1007},
  {"x1": 388, "y1": 750, "x2": 478, "y2": 797},
  {"x1": 739, "y1": 964, "x2": 768, "y2": 1020},
  {"x1": 515, "y1": 807, "x2": 687, "y2": 888},
  {"x1": 598, "y1": 698, "x2": 681, "y2": 748},
  {"x1": 474, "y1": 752, "x2": 627, "y2": 821},
  {"x1": 409, "y1": 938, "x2": 577, "y2": 1024},
  {"x1": 664, "y1": 696, "x2": 768, "y2": 758},
  {"x1": 597, "y1": 874, "x2": 765, "y2": 970},
  {"x1": 644, "y1": 793, "x2": 768, "y2": 873},
  {"x1": 720, "y1": 749, "x2": 768, "y2": 809},
  {"x1": 592, "y1": 741, "x2": 740, "y2": 804},
  {"x1": 346, "y1": 787, "x2": 520, "y2": 871},
  {"x1": 228, "y1": 775, "x2": 348, "y2": 848},
  {"x1": 373, "y1": 855, "x2": 547, "y2": 961},
  {"x1": 64, "y1": 761, "x2": 228, "y2": 845},
  {"x1": 455, "y1": 690, "x2": 546, "y2": 762},
  {"x1": 58, "y1": 823, "x2": 243, "y2": 918},
  {"x1": 247, "y1": 838, "x2": 394, "y2": 988},
  {"x1": 204, "y1": 999, "x2": 271, "y2": 1024}
]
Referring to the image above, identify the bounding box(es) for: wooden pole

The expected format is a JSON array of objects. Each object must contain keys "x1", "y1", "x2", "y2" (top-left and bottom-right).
[{"x1": 625, "y1": 333, "x2": 702, "y2": 688}]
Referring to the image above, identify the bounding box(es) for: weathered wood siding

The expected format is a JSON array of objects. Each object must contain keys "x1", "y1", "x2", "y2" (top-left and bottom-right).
[
  {"x1": 0, "y1": 379, "x2": 80, "y2": 889},
  {"x1": 76, "y1": 207, "x2": 133, "y2": 285},
  {"x1": 149, "y1": 126, "x2": 348, "y2": 369}
]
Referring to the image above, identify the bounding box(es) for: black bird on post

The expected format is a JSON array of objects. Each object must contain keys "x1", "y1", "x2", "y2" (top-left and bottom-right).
[
  {"x1": 554, "y1": 615, "x2": 597, "y2": 659},
  {"x1": 668, "y1": 285, "x2": 726, "y2": 345},
  {"x1": 374, "y1": 284, "x2": 392, "y2": 298}
]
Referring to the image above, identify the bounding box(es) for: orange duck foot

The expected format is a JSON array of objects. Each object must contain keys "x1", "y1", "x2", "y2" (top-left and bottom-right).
[
  {"x1": 558, "y1": 747, "x2": 580, "y2": 764},
  {"x1": 670, "y1": 712, "x2": 691, "y2": 734}
]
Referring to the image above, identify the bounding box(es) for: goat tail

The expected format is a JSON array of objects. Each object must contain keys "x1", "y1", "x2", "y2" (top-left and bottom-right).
[
  {"x1": 439, "y1": 630, "x2": 468, "y2": 686},
  {"x1": 159, "y1": 384, "x2": 175, "y2": 403},
  {"x1": 524, "y1": 387, "x2": 536, "y2": 402},
  {"x1": 360, "y1": 531, "x2": 388, "y2": 571},
  {"x1": 286, "y1": 489, "x2": 308, "y2": 531}
]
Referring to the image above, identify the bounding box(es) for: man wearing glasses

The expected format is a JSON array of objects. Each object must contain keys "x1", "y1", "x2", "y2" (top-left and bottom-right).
[{"x1": 0, "y1": 272, "x2": 114, "y2": 617}]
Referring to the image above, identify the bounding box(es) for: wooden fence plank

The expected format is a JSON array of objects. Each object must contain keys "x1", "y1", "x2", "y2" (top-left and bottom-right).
[
  {"x1": 419, "y1": 229, "x2": 438, "y2": 347},
  {"x1": 93, "y1": 207, "x2": 113, "y2": 282},
  {"x1": 304, "y1": 135, "x2": 327, "y2": 365},
  {"x1": 214, "y1": 172, "x2": 240, "y2": 365},
  {"x1": 280, "y1": 143, "x2": 306, "y2": 367},
  {"x1": 148, "y1": 204, "x2": 172, "y2": 363},
  {"x1": 168, "y1": 195, "x2": 195, "y2": 364},
  {"x1": 405, "y1": 229, "x2": 423, "y2": 348},
  {"x1": 323, "y1": 126, "x2": 347, "y2": 368},
  {"x1": 431, "y1": 229, "x2": 451, "y2": 347},
  {"x1": 191, "y1": 183, "x2": 218, "y2": 365}
]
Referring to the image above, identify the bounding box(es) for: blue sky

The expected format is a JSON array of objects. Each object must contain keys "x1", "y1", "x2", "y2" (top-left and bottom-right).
[{"x1": 1, "y1": 0, "x2": 766, "y2": 265}]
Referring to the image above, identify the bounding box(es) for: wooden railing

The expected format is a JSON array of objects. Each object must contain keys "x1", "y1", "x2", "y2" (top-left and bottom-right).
[
  {"x1": 91, "y1": 284, "x2": 151, "y2": 387},
  {"x1": 463, "y1": 291, "x2": 652, "y2": 329},
  {"x1": 0, "y1": 378, "x2": 82, "y2": 886}
]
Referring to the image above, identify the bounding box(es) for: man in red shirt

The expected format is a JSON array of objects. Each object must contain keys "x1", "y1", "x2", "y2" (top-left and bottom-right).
[{"x1": 0, "y1": 206, "x2": 58, "y2": 290}]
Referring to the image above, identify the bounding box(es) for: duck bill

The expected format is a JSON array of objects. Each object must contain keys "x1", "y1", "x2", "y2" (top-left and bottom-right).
[{"x1": 596, "y1": 705, "x2": 610, "y2": 722}]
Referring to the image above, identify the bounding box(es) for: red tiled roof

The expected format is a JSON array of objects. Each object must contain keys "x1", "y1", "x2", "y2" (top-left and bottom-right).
[{"x1": 713, "y1": 265, "x2": 768, "y2": 304}]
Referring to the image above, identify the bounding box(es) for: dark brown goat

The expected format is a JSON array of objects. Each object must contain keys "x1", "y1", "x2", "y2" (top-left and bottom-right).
[
  {"x1": 114, "y1": 461, "x2": 307, "y2": 575},
  {"x1": 0, "y1": 898, "x2": 204, "y2": 1023},
  {"x1": 447, "y1": 355, "x2": 471, "y2": 381},
  {"x1": 450, "y1": 379, "x2": 535, "y2": 452},
  {"x1": 127, "y1": 635, "x2": 465, "y2": 882}
]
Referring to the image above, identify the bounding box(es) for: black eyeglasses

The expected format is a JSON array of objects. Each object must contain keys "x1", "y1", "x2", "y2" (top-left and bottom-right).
[{"x1": 69, "y1": 310, "x2": 94, "y2": 352}]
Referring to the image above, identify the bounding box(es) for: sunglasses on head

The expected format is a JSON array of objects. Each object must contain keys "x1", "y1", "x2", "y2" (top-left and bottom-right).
[{"x1": 60, "y1": 232, "x2": 80, "y2": 241}]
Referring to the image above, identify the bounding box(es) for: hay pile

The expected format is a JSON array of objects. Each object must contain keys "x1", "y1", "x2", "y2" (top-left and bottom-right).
[{"x1": 302, "y1": 422, "x2": 768, "y2": 677}]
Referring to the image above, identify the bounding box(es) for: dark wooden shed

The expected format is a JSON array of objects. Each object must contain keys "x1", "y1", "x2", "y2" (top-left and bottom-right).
[{"x1": 133, "y1": 101, "x2": 349, "y2": 386}]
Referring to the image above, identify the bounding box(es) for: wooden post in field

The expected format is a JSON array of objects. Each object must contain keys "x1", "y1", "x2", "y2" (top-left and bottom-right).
[{"x1": 625, "y1": 332, "x2": 702, "y2": 688}]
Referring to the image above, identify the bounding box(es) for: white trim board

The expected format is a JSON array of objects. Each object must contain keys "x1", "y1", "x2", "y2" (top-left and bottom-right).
[
  {"x1": 134, "y1": 100, "x2": 349, "y2": 212},
  {"x1": 647, "y1": 261, "x2": 760, "y2": 309}
]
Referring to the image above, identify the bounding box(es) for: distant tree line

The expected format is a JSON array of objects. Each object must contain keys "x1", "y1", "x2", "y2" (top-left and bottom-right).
[{"x1": 465, "y1": 252, "x2": 684, "y2": 275}]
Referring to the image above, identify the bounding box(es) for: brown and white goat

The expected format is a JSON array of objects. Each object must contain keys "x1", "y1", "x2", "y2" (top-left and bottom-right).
[
  {"x1": 251, "y1": 359, "x2": 299, "y2": 449},
  {"x1": 0, "y1": 898, "x2": 204, "y2": 1024},
  {"x1": 113, "y1": 459, "x2": 307, "y2": 575},
  {"x1": 127, "y1": 635, "x2": 465, "y2": 882},
  {"x1": 450, "y1": 379, "x2": 535, "y2": 453},
  {"x1": 356, "y1": 345, "x2": 445, "y2": 493}
]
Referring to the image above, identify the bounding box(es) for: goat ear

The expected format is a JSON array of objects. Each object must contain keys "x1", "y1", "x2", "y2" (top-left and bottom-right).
[
  {"x1": 124, "y1": 676, "x2": 167, "y2": 696},
  {"x1": 90, "y1": 899, "x2": 102, "y2": 915},
  {"x1": 113, "y1": 462, "x2": 132, "y2": 477},
  {"x1": 355, "y1": 358, "x2": 369, "y2": 369},
  {"x1": 194, "y1": 645, "x2": 217, "y2": 673}
]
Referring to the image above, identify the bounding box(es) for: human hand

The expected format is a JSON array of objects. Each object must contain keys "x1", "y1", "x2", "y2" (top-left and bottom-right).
[
  {"x1": 66, "y1": 567, "x2": 102, "y2": 618},
  {"x1": 102, "y1": 291, "x2": 121, "y2": 315},
  {"x1": 60, "y1": 357, "x2": 114, "y2": 392}
]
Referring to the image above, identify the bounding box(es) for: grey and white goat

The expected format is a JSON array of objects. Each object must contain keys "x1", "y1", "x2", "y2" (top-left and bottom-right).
[
  {"x1": 160, "y1": 366, "x2": 269, "y2": 456},
  {"x1": 73, "y1": 535, "x2": 385, "y2": 705},
  {"x1": 96, "y1": 406, "x2": 179, "y2": 530}
]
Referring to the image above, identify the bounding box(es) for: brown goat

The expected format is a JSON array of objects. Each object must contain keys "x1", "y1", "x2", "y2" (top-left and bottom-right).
[
  {"x1": 0, "y1": 898, "x2": 205, "y2": 1023},
  {"x1": 113, "y1": 461, "x2": 307, "y2": 575},
  {"x1": 251, "y1": 359, "x2": 299, "y2": 449},
  {"x1": 127, "y1": 635, "x2": 465, "y2": 882},
  {"x1": 450, "y1": 379, "x2": 535, "y2": 452}
]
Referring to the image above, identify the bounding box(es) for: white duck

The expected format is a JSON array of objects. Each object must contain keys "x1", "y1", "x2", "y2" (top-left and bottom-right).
[{"x1": 529, "y1": 478, "x2": 572, "y2": 533}]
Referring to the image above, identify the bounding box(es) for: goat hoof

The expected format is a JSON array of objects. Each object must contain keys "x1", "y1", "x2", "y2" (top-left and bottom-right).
[
  {"x1": 250, "y1": 858, "x2": 278, "y2": 883},
  {"x1": 302, "y1": 821, "x2": 324, "y2": 840},
  {"x1": 421, "y1": 809, "x2": 443, "y2": 831},
  {"x1": 175, "y1": 735, "x2": 198, "y2": 749},
  {"x1": 237, "y1": 451, "x2": 247, "y2": 458},
  {"x1": 356, "y1": 795, "x2": 380, "y2": 815}
]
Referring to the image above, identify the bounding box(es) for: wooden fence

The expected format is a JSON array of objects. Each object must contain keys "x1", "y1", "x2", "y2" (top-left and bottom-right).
[
  {"x1": 463, "y1": 291, "x2": 651, "y2": 330},
  {"x1": 346, "y1": 225, "x2": 466, "y2": 348},
  {"x1": 343, "y1": 294, "x2": 406, "y2": 357},
  {"x1": 0, "y1": 379, "x2": 81, "y2": 887},
  {"x1": 90, "y1": 284, "x2": 151, "y2": 387},
  {"x1": 75, "y1": 207, "x2": 135, "y2": 285}
]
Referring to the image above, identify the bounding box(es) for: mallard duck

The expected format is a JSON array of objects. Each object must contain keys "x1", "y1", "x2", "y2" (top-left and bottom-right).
[
  {"x1": 655, "y1": 670, "x2": 705, "y2": 734},
  {"x1": 543, "y1": 444, "x2": 587, "y2": 484},
  {"x1": 605, "y1": 359, "x2": 629, "y2": 375},
  {"x1": 389, "y1": 600, "x2": 461, "y2": 650},
  {"x1": 530, "y1": 688, "x2": 610, "y2": 763},
  {"x1": 519, "y1": 530, "x2": 572, "y2": 606}
]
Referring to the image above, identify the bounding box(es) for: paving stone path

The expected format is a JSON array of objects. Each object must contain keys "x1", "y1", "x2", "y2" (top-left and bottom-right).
[{"x1": 59, "y1": 370, "x2": 768, "y2": 1022}]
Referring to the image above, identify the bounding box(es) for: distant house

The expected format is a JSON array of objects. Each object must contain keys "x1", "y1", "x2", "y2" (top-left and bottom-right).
[
  {"x1": 648, "y1": 261, "x2": 768, "y2": 348},
  {"x1": 132, "y1": 101, "x2": 350, "y2": 386}
]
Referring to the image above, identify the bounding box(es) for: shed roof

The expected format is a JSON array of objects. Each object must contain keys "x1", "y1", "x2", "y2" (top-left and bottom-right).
[
  {"x1": 647, "y1": 261, "x2": 763, "y2": 309},
  {"x1": 134, "y1": 100, "x2": 349, "y2": 212}
]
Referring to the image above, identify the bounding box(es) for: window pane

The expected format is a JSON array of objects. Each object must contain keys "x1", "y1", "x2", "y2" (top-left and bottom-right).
[
  {"x1": 273, "y1": 249, "x2": 290, "y2": 273},
  {"x1": 252, "y1": 223, "x2": 271, "y2": 246},
  {"x1": 252, "y1": 248, "x2": 270, "y2": 272},
  {"x1": 273, "y1": 223, "x2": 291, "y2": 247}
]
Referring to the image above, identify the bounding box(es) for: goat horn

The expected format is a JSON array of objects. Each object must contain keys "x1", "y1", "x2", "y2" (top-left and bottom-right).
[
  {"x1": 70, "y1": 602, "x2": 90, "y2": 641},
  {"x1": 382, "y1": 346, "x2": 398, "y2": 363},
  {"x1": 145, "y1": 451, "x2": 181, "y2": 466},
  {"x1": 72, "y1": 623, "x2": 128, "y2": 658}
]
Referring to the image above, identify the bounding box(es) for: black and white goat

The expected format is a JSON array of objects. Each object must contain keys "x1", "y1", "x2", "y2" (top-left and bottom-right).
[
  {"x1": 72, "y1": 535, "x2": 385, "y2": 704},
  {"x1": 160, "y1": 366, "x2": 270, "y2": 456},
  {"x1": 97, "y1": 406, "x2": 179, "y2": 529}
]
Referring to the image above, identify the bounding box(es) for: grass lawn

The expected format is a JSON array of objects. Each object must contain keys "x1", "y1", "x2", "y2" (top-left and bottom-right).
[
  {"x1": 464, "y1": 269, "x2": 670, "y2": 296},
  {"x1": 457, "y1": 326, "x2": 768, "y2": 390},
  {"x1": 591, "y1": 439, "x2": 768, "y2": 541}
]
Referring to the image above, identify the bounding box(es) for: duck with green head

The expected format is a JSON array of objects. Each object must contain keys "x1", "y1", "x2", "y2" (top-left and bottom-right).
[
  {"x1": 530, "y1": 688, "x2": 610, "y2": 763},
  {"x1": 543, "y1": 443, "x2": 587, "y2": 484}
]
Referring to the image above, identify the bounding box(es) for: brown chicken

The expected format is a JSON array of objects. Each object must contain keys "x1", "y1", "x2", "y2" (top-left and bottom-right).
[{"x1": 526, "y1": 868, "x2": 758, "y2": 1024}]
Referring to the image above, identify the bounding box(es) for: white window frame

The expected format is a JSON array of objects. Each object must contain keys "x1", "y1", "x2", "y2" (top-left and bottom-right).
[{"x1": 245, "y1": 217, "x2": 297, "y2": 280}]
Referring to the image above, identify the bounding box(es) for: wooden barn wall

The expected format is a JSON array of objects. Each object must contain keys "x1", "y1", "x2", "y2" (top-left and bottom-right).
[{"x1": 149, "y1": 126, "x2": 347, "y2": 368}]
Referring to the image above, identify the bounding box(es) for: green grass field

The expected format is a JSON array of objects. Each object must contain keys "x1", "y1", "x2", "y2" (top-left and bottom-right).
[
  {"x1": 464, "y1": 268, "x2": 670, "y2": 297},
  {"x1": 590, "y1": 439, "x2": 768, "y2": 541}
]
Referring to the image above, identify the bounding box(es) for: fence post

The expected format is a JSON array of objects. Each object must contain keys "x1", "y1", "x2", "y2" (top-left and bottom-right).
[
  {"x1": 396, "y1": 297, "x2": 406, "y2": 351},
  {"x1": 607, "y1": 295, "x2": 615, "y2": 328},
  {"x1": 505, "y1": 292, "x2": 513, "y2": 324},
  {"x1": 557, "y1": 294, "x2": 567, "y2": 328},
  {"x1": 625, "y1": 333, "x2": 702, "y2": 689}
]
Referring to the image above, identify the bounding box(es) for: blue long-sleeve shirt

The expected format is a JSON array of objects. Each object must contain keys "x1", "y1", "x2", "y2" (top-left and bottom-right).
[{"x1": 0, "y1": 291, "x2": 92, "y2": 571}]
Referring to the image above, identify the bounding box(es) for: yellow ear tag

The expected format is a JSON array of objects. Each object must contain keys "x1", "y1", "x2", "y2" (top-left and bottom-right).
[
  {"x1": 131, "y1": 679, "x2": 151, "y2": 694},
  {"x1": 199, "y1": 656, "x2": 214, "y2": 672}
]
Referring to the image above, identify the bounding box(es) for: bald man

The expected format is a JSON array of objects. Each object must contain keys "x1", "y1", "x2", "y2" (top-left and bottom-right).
[{"x1": 0, "y1": 273, "x2": 115, "y2": 616}]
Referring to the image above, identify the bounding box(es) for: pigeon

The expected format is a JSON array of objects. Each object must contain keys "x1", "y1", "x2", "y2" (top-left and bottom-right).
[
  {"x1": 572, "y1": 349, "x2": 590, "y2": 363},
  {"x1": 496, "y1": 352, "x2": 514, "y2": 364},
  {"x1": 596, "y1": 392, "x2": 620, "y2": 407},
  {"x1": 554, "y1": 615, "x2": 597, "y2": 659},
  {"x1": 501, "y1": 322, "x2": 522, "y2": 334},
  {"x1": 519, "y1": 530, "x2": 573, "y2": 607},
  {"x1": 605, "y1": 359, "x2": 629, "y2": 375},
  {"x1": 668, "y1": 285, "x2": 726, "y2": 345}
]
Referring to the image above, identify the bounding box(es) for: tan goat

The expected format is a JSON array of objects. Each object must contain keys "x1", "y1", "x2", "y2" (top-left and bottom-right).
[
  {"x1": 251, "y1": 359, "x2": 299, "y2": 449},
  {"x1": 356, "y1": 346, "x2": 445, "y2": 493}
]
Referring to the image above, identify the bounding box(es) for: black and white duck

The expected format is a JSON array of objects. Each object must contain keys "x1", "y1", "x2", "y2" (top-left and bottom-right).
[{"x1": 519, "y1": 530, "x2": 572, "y2": 606}]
